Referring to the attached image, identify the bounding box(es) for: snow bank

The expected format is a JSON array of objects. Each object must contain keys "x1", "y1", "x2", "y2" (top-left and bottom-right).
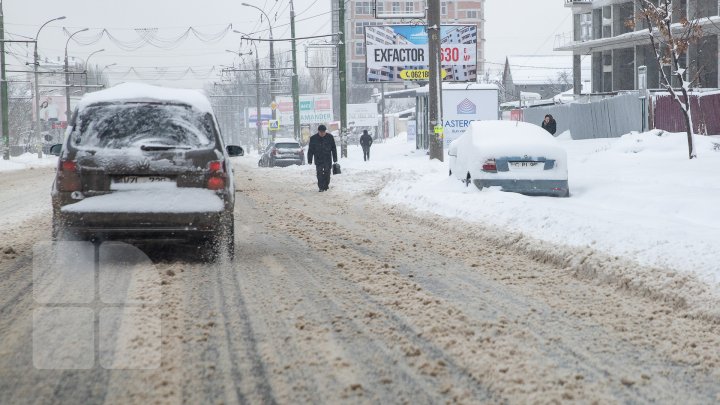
[{"x1": 0, "y1": 153, "x2": 58, "y2": 172}]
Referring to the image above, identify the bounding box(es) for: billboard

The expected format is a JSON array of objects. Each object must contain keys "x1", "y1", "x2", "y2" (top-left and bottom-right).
[
  {"x1": 245, "y1": 107, "x2": 273, "y2": 128},
  {"x1": 347, "y1": 103, "x2": 379, "y2": 127},
  {"x1": 365, "y1": 25, "x2": 477, "y2": 83},
  {"x1": 277, "y1": 94, "x2": 334, "y2": 125}
]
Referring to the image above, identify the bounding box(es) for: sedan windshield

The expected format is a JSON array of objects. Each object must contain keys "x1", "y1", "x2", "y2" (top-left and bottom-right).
[{"x1": 71, "y1": 103, "x2": 215, "y2": 150}]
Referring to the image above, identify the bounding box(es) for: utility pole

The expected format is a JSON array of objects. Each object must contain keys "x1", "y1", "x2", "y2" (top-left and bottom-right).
[
  {"x1": 255, "y1": 50, "x2": 262, "y2": 153},
  {"x1": 337, "y1": 0, "x2": 348, "y2": 158},
  {"x1": 289, "y1": 0, "x2": 301, "y2": 142},
  {"x1": 0, "y1": 1, "x2": 9, "y2": 160},
  {"x1": 427, "y1": 0, "x2": 444, "y2": 161}
]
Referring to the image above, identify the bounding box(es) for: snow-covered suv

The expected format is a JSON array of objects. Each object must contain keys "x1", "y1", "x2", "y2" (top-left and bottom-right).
[{"x1": 50, "y1": 83, "x2": 243, "y2": 258}]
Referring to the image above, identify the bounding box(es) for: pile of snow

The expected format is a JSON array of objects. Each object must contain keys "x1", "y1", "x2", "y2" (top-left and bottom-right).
[
  {"x1": 0, "y1": 153, "x2": 58, "y2": 172},
  {"x1": 239, "y1": 130, "x2": 720, "y2": 290},
  {"x1": 77, "y1": 82, "x2": 214, "y2": 113}
]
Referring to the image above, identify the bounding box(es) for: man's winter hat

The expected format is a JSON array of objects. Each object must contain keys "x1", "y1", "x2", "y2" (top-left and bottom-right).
[{"x1": 318, "y1": 124, "x2": 327, "y2": 131}]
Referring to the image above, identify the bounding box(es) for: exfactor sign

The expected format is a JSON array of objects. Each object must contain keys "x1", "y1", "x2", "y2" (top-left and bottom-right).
[{"x1": 365, "y1": 24, "x2": 477, "y2": 83}]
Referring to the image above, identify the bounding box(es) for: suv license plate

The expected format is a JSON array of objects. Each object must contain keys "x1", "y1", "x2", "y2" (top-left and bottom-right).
[{"x1": 111, "y1": 176, "x2": 175, "y2": 189}]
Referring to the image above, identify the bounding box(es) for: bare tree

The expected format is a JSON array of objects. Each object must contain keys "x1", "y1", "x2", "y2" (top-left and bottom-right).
[
  {"x1": 634, "y1": 0, "x2": 703, "y2": 159},
  {"x1": 8, "y1": 84, "x2": 33, "y2": 147},
  {"x1": 549, "y1": 71, "x2": 572, "y2": 96},
  {"x1": 300, "y1": 53, "x2": 332, "y2": 94}
]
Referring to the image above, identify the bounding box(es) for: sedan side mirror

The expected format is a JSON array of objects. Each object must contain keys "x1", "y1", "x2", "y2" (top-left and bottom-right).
[
  {"x1": 226, "y1": 145, "x2": 244, "y2": 157},
  {"x1": 49, "y1": 144, "x2": 62, "y2": 156}
]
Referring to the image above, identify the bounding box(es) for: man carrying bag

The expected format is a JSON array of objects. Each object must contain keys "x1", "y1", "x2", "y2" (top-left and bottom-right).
[{"x1": 307, "y1": 124, "x2": 338, "y2": 192}]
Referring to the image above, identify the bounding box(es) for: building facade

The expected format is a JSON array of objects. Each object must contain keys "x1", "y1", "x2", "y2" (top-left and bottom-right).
[
  {"x1": 556, "y1": 0, "x2": 720, "y2": 93},
  {"x1": 341, "y1": 0, "x2": 487, "y2": 104}
]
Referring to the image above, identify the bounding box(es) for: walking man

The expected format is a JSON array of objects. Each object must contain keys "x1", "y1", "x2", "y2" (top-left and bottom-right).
[
  {"x1": 307, "y1": 124, "x2": 338, "y2": 192},
  {"x1": 359, "y1": 129, "x2": 373, "y2": 161}
]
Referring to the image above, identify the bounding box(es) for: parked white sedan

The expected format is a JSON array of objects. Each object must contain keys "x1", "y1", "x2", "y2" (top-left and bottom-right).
[{"x1": 448, "y1": 120, "x2": 569, "y2": 197}]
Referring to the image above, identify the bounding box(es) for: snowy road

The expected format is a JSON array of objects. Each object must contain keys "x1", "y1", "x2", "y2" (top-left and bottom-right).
[{"x1": 0, "y1": 161, "x2": 719, "y2": 403}]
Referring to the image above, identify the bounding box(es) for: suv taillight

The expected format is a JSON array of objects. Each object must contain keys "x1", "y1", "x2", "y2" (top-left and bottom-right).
[
  {"x1": 482, "y1": 158, "x2": 497, "y2": 172},
  {"x1": 58, "y1": 160, "x2": 81, "y2": 192},
  {"x1": 207, "y1": 160, "x2": 226, "y2": 190}
]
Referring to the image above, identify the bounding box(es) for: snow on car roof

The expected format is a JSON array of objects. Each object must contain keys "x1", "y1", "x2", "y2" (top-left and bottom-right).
[
  {"x1": 460, "y1": 120, "x2": 565, "y2": 159},
  {"x1": 274, "y1": 138, "x2": 300, "y2": 144},
  {"x1": 77, "y1": 82, "x2": 214, "y2": 113}
]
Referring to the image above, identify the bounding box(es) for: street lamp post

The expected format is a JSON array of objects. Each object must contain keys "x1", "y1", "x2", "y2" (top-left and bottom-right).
[
  {"x1": 84, "y1": 49, "x2": 104, "y2": 87},
  {"x1": 97, "y1": 63, "x2": 116, "y2": 86},
  {"x1": 64, "y1": 28, "x2": 88, "y2": 125},
  {"x1": 241, "y1": 3, "x2": 276, "y2": 125},
  {"x1": 33, "y1": 15, "x2": 65, "y2": 157}
]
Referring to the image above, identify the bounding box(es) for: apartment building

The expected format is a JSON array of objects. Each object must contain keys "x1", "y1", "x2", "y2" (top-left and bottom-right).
[
  {"x1": 557, "y1": 0, "x2": 720, "y2": 93},
  {"x1": 337, "y1": 1, "x2": 486, "y2": 103}
]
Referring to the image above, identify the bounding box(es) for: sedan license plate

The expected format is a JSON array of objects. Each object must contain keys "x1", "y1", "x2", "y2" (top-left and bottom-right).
[{"x1": 508, "y1": 161, "x2": 544, "y2": 171}]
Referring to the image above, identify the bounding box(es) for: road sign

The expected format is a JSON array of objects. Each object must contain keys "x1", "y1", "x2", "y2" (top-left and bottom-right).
[
  {"x1": 270, "y1": 101, "x2": 278, "y2": 110},
  {"x1": 269, "y1": 119, "x2": 280, "y2": 131}
]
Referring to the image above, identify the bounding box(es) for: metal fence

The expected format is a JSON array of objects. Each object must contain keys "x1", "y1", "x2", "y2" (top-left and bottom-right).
[
  {"x1": 522, "y1": 93, "x2": 644, "y2": 140},
  {"x1": 652, "y1": 92, "x2": 720, "y2": 135}
]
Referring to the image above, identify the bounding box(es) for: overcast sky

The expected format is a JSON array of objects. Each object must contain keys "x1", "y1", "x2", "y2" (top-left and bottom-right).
[{"x1": 3, "y1": 0, "x2": 572, "y2": 88}]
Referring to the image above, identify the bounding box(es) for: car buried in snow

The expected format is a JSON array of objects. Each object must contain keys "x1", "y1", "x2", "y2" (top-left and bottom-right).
[
  {"x1": 50, "y1": 83, "x2": 244, "y2": 258},
  {"x1": 448, "y1": 120, "x2": 569, "y2": 197}
]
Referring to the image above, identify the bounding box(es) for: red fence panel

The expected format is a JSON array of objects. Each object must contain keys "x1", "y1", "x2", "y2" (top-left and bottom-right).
[{"x1": 652, "y1": 93, "x2": 720, "y2": 135}]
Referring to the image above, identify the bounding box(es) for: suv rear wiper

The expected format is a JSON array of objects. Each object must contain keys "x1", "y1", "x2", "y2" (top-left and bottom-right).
[{"x1": 140, "y1": 145, "x2": 192, "y2": 151}]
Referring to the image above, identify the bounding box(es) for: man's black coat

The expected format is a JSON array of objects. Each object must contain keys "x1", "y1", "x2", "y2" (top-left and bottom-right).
[
  {"x1": 360, "y1": 133, "x2": 373, "y2": 148},
  {"x1": 307, "y1": 133, "x2": 338, "y2": 165}
]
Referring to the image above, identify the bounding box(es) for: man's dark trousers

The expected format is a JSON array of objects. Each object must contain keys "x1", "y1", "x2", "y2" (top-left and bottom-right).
[
  {"x1": 362, "y1": 146, "x2": 370, "y2": 161},
  {"x1": 316, "y1": 162, "x2": 332, "y2": 190}
]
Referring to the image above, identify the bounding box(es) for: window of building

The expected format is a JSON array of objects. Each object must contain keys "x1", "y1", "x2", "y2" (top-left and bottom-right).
[
  {"x1": 392, "y1": 2, "x2": 400, "y2": 13},
  {"x1": 466, "y1": 10, "x2": 478, "y2": 19},
  {"x1": 355, "y1": 41, "x2": 365, "y2": 56},
  {"x1": 405, "y1": 1, "x2": 414, "y2": 13},
  {"x1": 355, "y1": 1, "x2": 372, "y2": 15},
  {"x1": 441, "y1": 2, "x2": 447, "y2": 16},
  {"x1": 376, "y1": 1, "x2": 384, "y2": 14}
]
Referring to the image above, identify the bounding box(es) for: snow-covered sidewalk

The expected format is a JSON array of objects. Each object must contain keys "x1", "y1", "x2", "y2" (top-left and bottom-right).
[
  {"x1": 243, "y1": 130, "x2": 720, "y2": 288},
  {"x1": 0, "y1": 153, "x2": 58, "y2": 172}
]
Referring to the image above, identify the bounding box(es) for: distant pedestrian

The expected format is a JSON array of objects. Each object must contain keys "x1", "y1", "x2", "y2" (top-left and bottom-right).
[
  {"x1": 307, "y1": 124, "x2": 338, "y2": 192},
  {"x1": 359, "y1": 129, "x2": 373, "y2": 161},
  {"x1": 542, "y1": 114, "x2": 557, "y2": 135}
]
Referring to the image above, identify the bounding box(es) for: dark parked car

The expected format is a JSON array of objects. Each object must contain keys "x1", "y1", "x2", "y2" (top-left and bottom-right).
[
  {"x1": 258, "y1": 138, "x2": 304, "y2": 167},
  {"x1": 51, "y1": 83, "x2": 243, "y2": 259}
]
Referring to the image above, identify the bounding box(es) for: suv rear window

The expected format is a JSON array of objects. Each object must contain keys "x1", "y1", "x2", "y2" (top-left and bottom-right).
[
  {"x1": 70, "y1": 103, "x2": 215, "y2": 150},
  {"x1": 275, "y1": 143, "x2": 300, "y2": 149}
]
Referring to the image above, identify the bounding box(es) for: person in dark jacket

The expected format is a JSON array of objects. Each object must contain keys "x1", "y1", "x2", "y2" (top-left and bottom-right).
[
  {"x1": 307, "y1": 124, "x2": 338, "y2": 192},
  {"x1": 541, "y1": 114, "x2": 557, "y2": 135},
  {"x1": 359, "y1": 129, "x2": 373, "y2": 161}
]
